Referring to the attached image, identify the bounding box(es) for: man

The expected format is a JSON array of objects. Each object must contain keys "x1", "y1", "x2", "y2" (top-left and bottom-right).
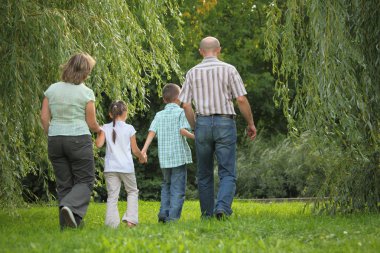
[{"x1": 179, "y1": 36, "x2": 257, "y2": 220}]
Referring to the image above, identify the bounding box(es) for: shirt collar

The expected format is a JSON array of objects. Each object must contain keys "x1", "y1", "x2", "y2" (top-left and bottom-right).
[
  {"x1": 164, "y1": 103, "x2": 180, "y2": 109},
  {"x1": 202, "y1": 56, "x2": 219, "y2": 63}
]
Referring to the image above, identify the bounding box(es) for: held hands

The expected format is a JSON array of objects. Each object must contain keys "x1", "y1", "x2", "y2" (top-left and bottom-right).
[
  {"x1": 139, "y1": 150, "x2": 148, "y2": 164},
  {"x1": 246, "y1": 124, "x2": 257, "y2": 140}
]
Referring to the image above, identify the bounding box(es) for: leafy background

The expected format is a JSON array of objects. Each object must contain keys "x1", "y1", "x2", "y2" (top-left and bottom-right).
[{"x1": 0, "y1": 0, "x2": 378, "y2": 214}]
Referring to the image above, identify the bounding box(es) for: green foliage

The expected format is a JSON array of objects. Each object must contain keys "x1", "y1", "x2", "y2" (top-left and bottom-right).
[
  {"x1": 264, "y1": 0, "x2": 380, "y2": 212},
  {"x1": 1, "y1": 201, "x2": 380, "y2": 252},
  {"x1": 237, "y1": 131, "x2": 372, "y2": 202},
  {"x1": 236, "y1": 133, "x2": 302, "y2": 198},
  {"x1": 0, "y1": 0, "x2": 182, "y2": 207}
]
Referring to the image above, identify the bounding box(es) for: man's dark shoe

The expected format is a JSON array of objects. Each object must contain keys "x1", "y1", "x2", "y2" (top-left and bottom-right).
[
  {"x1": 158, "y1": 217, "x2": 166, "y2": 223},
  {"x1": 61, "y1": 206, "x2": 77, "y2": 228},
  {"x1": 215, "y1": 211, "x2": 227, "y2": 221}
]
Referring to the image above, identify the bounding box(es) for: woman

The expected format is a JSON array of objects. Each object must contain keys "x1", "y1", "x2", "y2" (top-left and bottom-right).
[{"x1": 40, "y1": 53, "x2": 101, "y2": 229}]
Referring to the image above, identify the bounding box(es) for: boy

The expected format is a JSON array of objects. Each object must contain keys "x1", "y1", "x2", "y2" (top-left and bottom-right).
[{"x1": 142, "y1": 83, "x2": 194, "y2": 223}]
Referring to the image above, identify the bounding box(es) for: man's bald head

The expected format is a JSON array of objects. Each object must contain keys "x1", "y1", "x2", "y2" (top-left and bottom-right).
[
  {"x1": 199, "y1": 37, "x2": 221, "y2": 57},
  {"x1": 200, "y1": 37, "x2": 220, "y2": 51}
]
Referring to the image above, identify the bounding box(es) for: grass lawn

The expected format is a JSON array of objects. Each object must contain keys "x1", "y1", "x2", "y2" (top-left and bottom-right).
[{"x1": 0, "y1": 200, "x2": 379, "y2": 252}]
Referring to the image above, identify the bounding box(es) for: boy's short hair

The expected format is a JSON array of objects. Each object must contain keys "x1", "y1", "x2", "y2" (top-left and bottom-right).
[{"x1": 163, "y1": 83, "x2": 180, "y2": 103}]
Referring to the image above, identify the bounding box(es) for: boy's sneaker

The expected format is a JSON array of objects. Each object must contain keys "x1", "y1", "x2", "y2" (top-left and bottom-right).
[
  {"x1": 61, "y1": 206, "x2": 77, "y2": 228},
  {"x1": 158, "y1": 217, "x2": 166, "y2": 223}
]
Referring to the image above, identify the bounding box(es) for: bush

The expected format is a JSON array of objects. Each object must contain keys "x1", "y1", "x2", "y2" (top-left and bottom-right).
[{"x1": 236, "y1": 130, "x2": 379, "y2": 213}]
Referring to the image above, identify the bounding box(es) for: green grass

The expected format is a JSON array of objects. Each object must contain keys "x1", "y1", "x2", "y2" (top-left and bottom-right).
[{"x1": 0, "y1": 201, "x2": 379, "y2": 252}]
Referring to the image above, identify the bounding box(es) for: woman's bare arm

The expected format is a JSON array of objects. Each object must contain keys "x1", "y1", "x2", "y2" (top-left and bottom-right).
[
  {"x1": 85, "y1": 101, "x2": 102, "y2": 133},
  {"x1": 40, "y1": 97, "x2": 51, "y2": 135}
]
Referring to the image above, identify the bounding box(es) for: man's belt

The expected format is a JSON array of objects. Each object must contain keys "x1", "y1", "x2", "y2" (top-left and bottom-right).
[{"x1": 197, "y1": 114, "x2": 236, "y2": 119}]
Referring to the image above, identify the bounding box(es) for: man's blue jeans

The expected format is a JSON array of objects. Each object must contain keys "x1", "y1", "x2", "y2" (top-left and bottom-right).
[
  {"x1": 195, "y1": 115, "x2": 237, "y2": 217},
  {"x1": 158, "y1": 164, "x2": 187, "y2": 222}
]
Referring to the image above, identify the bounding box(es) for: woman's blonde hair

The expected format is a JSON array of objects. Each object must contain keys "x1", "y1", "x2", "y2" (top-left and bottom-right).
[{"x1": 61, "y1": 53, "x2": 96, "y2": 85}]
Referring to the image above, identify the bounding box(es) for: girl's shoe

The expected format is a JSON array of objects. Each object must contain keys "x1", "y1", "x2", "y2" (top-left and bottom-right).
[
  {"x1": 127, "y1": 222, "x2": 136, "y2": 228},
  {"x1": 122, "y1": 220, "x2": 136, "y2": 228}
]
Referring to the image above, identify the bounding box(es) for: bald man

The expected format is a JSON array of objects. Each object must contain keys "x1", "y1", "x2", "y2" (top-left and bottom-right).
[{"x1": 179, "y1": 36, "x2": 256, "y2": 220}]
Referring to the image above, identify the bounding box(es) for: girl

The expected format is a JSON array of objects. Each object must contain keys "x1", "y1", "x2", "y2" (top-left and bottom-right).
[{"x1": 96, "y1": 100, "x2": 146, "y2": 228}]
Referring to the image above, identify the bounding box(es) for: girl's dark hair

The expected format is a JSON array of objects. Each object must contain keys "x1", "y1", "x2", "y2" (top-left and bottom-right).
[{"x1": 109, "y1": 100, "x2": 127, "y2": 143}]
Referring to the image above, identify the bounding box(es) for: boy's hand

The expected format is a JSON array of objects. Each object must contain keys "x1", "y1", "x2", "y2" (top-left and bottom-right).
[{"x1": 143, "y1": 152, "x2": 148, "y2": 163}]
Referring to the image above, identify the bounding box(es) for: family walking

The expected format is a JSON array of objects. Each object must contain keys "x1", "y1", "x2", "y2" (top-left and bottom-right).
[{"x1": 40, "y1": 36, "x2": 256, "y2": 230}]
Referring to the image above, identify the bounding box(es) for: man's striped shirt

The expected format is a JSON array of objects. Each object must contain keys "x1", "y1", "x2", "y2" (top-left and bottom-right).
[{"x1": 179, "y1": 57, "x2": 247, "y2": 115}]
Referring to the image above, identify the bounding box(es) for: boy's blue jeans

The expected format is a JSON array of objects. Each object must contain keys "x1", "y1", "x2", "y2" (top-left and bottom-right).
[
  {"x1": 158, "y1": 164, "x2": 187, "y2": 222},
  {"x1": 195, "y1": 115, "x2": 237, "y2": 218}
]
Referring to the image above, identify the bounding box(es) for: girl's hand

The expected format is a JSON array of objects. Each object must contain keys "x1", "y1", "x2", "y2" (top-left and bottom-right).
[{"x1": 138, "y1": 154, "x2": 147, "y2": 164}]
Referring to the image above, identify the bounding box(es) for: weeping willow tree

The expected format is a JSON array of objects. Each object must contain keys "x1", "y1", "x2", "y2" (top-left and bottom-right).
[
  {"x1": 0, "y1": 0, "x2": 182, "y2": 208},
  {"x1": 264, "y1": 0, "x2": 379, "y2": 213}
]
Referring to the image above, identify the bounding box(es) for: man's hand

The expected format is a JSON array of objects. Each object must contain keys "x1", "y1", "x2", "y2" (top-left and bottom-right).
[
  {"x1": 246, "y1": 124, "x2": 257, "y2": 140},
  {"x1": 236, "y1": 95, "x2": 256, "y2": 141}
]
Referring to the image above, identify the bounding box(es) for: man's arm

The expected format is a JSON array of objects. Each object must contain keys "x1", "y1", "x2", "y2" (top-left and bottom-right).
[
  {"x1": 236, "y1": 95, "x2": 257, "y2": 140},
  {"x1": 182, "y1": 102, "x2": 196, "y2": 130}
]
